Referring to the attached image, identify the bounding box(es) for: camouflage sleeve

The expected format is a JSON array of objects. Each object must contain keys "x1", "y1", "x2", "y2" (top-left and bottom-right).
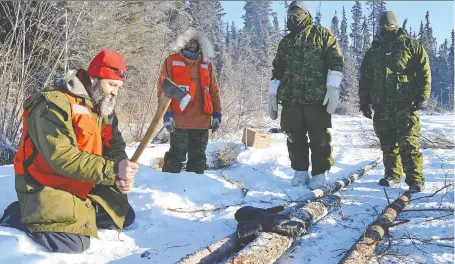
[
  {"x1": 27, "y1": 95, "x2": 117, "y2": 186},
  {"x1": 359, "y1": 50, "x2": 373, "y2": 105},
  {"x1": 103, "y1": 114, "x2": 128, "y2": 161},
  {"x1": 322, "y1": 29, "x2": 344, "y2": 72},
  {"x1": 412, "y1": 41, "x2": 432, "y2": 100},
  {"x1": 272, "y1": 39, "x2": 286, "y2": 80}
]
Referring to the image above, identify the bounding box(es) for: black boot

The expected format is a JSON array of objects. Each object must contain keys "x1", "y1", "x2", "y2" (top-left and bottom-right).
[
  {"x1": 378, "y1": 177, "x2": 401, "y2": 187},
  {"x1": 409, "y1": 183, "x2": 425, "y2": 193}
]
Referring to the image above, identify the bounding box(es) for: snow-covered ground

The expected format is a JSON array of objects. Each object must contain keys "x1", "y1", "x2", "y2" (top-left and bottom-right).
[{"x1": 0, "y1": 114, "x2": 453, "y2": 263}]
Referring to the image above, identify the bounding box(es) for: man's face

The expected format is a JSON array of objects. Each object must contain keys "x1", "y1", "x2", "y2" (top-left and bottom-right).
[
  {"x1": 90, "y1": 78, "x2": 123, "y2": 116},
  {"x1": 185, "y1": 39, "x2": 198, "y2": 52}
]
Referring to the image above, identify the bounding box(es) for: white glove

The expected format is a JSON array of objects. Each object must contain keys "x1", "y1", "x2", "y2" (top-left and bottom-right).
[
  {"x1": 323, "y1": 70, "x2": 343, "y2": 114},
  {"x1": 268, "y1": 80, "x2": 280, "y2": 120}
]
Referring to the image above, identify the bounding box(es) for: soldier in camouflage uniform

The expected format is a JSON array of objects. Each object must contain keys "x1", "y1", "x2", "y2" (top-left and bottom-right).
[
  {"x1": 269, "y1": 1, "x2": 344, "y2": 190},
  {"x1": 359, "y1": 11, "x2": 431, "y2": 193}
]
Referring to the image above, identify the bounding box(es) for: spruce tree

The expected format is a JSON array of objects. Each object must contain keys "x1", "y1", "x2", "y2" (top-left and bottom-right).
[
  {"x1": 242, "y1": 1, "x2": 274, "y2": 68},
  {"x1": 350, "y1": 1, "x2": 363, "y2": 64},
  {"x1": 424, "y1": 11, "x2": 437, "y2": 56},
  {"x1": 340, "y1": 7, "x2": 349, "y2": 52},
  {"x1": 362, "y1": 16, "x2": 371, "y2": 53},
  {"x1": 315, "y1": 2, "x2": 322, "y2": 26},
  {"x1": 330, "y1": 11, "x2": 340, "y2": 38},
  {"x1": 402, "y1": 18, "x2": 408, "y2": 34}
]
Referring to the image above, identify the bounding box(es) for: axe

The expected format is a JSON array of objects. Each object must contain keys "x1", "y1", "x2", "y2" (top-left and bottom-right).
[{"x1": 130, "y1": 78, "x2": 190, "y2": 163}]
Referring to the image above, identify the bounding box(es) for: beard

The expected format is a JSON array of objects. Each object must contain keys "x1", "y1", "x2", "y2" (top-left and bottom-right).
[{"x1": 90, "y1": 83, "x2": 116, "y2": 117}]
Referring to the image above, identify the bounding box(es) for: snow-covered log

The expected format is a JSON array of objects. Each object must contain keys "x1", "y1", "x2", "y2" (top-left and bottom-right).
[
  {"x1": 225, "y1": 194, "x2": 341, "y2": 264},
  {"x1": 339, "y1": 191, "x2": 412, "y2": 264}
]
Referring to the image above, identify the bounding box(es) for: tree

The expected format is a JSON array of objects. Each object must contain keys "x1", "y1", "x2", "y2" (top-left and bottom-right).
[
  {"x1": 242, "y1": 1, "x2": 274, "y2": 67},
  {"x1": 350, "y1": 1, "x2": 363, "y2": 63},
  {"x1": 330, "y1": 11, "x2": 340, "y2": 38},
  {"x1": 270, "y1": 11, "x2": 282, "y2": 48},
  {"x1": 362, "y1": 16, "x2": 371, "y2": 53},
  {"x1": 315, "y1": 2, "x2": 322, "y2": 26},
  {"x1": 418, "y1": 21, "x2": 426, "y2": 44},
  {"x1": 423, "y1": 11, "x2": 437, "y2": 56},
  {"x1": 402, "y1": 18, "x2": 408, "y2": 34},
  {"x1": 366, "y1": 1, "x2": 387, "y2": 37},
  {"x1": 230, "y1": 21, "x2": 238, "y2": 45},
  {"x1": 340, "y1": 7, "x2": 349, "y2": 52}
]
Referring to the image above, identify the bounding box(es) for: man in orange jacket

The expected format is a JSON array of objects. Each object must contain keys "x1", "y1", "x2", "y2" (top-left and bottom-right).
[{"x1": 157, "y1": 28, "x2": 222, "y2": 174}]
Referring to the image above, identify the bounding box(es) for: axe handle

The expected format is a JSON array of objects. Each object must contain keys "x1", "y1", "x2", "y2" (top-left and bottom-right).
[{"x1": 130, "y1": 95, "x2": 172, "y2": 163}]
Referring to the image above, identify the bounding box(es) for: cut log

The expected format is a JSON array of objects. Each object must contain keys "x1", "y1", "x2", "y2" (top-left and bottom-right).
[
  {"x1": 177, "y1": 233, "x2": 239, "y2": 264},
  {"x1": 339, "y1": 191, "x2": 411, "y2": 264},
  {"x1": 225, "y1": 194, "x2": 341, "y2": 264},
  {"x1": 285, "y1": 158, "x2": 381, "y2": 212},
  {"x1": 176, "y1": 158, "x2": 381, "y2": 263}
]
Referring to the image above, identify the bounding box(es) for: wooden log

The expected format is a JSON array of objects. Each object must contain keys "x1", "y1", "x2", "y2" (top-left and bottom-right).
[
  {"x1": 339, "y1": 191, "x2": 412, "y2": 264},
  {"x1": 225, "y1": 194, "x2": 342, "y2": 264},
  {"x1": 285, "y1": 158, "x2": 381, "y2": 212},
  {"x1": 177, "y1": 233, "x2": 239, "y2": 264},
  {"x1": 176, "y1": 158, "x2": 381, "y2": 263}
]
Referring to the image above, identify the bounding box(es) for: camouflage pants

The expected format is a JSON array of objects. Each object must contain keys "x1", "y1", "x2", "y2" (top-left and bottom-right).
[
  {"x1": 373, "y1": 104, "x2": 424, "y2": 185},
  {"x1": 280, "y1": 104, "x2": 333, "y2": 176},
  {"x1": 162, "y1": 129, "x2": 209, "y2": 174}
]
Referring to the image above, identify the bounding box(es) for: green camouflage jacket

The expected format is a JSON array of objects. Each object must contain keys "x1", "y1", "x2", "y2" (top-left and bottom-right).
[
  {"x1": 272, "y1": 17, "x2": 344, "y2": 105},
  {"x1": 359, "y1": 28, "x2": 431, "y2": 105}
]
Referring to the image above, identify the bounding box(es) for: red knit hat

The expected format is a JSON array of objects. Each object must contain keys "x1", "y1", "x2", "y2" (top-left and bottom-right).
[{"x1": 87, "y1": 50, "x2": 128, "y2": 81}]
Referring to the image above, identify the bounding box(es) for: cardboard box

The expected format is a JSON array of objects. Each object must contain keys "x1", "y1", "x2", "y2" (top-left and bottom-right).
[{"x1": 242, "y1": 128, "x2": 272, "y2": 148}]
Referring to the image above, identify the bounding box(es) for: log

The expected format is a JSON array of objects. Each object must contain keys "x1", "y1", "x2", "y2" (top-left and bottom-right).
[
  {"x1": 176, "y1": 158, "x2": 381, "y2": 263},
  {"x1": 339, "y1": 191, "x2": 412, "y2": 264},
  {"x1": 226, "y1": 194, "x2": 342, "y2": 264},
  {"x1": 177, "y1": 233, "x2": 239, "y2": 264},
  {"x1": 285, "y1": 158, "x2": 381, "y2": 212}
]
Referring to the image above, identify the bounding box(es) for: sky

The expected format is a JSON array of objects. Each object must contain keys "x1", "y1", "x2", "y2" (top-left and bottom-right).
[{"x1": 222, "y1": 1, "x2": 454, "y2": 46}]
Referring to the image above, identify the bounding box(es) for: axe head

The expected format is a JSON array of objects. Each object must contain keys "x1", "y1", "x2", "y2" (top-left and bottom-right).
[{"x1": 162, "y1": 78, "x2": 191, "y2": 111}]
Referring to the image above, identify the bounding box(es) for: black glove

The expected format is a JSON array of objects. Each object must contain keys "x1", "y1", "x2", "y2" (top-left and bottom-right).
[
  {"x1": 235, "y1": 206, "x2": 306, "y2": 241},
  {"x1": 411, "y1": 95, "x2": 426, "y2": 112},
  {"x1": 360, "y1": 104, "x2": 372, "y2": 119}
]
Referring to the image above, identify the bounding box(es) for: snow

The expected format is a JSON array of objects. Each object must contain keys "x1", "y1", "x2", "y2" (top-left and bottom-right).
[{"x1": 0, "y1": 114, "x2": 453, "y2": 263}]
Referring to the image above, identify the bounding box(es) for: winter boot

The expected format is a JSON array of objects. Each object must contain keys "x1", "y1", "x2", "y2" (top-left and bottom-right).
[
  {"x1": 409, "y1": 183, "x2": 425, "y2": 193},
  {"x1": 291, "y1": 171, "x2": 310, "y2": 186},
  {"x1": 378, "y1": 177, "x2": 401, "y2": 188},
  {"x1": 308, "y1": 172, "x2": 327, "y2": 190}
]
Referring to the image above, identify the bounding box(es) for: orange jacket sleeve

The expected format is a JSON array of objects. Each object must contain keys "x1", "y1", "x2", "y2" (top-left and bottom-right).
[
  {"x1": 156, "y1": 56, "x2": 173, "y2": 112},
  {"x1": 209, "y1": 63, "x2": 222, "y2": 115}
]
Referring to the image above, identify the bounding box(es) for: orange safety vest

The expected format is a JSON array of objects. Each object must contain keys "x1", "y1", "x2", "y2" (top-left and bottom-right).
[
  {"x1": 14, "y1": 93, "x2": 113, "y2": 198},
  {"x1": 170, "y1": 53, "x2": 213, "y2": 114}
]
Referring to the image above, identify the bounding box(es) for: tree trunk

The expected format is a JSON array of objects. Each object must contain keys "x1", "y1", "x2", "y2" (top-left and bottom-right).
[
  {"x1": 226, "y1": 194, "x2": 341, "y2": 264},
  {"x1": 339, "y1": 191, "x2": 412, "y2": 264}
]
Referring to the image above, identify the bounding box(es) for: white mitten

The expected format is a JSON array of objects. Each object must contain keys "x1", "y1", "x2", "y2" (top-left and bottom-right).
[
  {"x1": 268, "y1": 80, "x2": 280, "y2": 120},
  {"x1": 323, "y1": 70, "x2": 343, "y2": 114}
]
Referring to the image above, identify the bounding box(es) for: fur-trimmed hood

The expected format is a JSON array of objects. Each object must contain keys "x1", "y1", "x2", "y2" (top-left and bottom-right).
[{"x1": 170, "y1": 28, "x2": 215, "y2": 62}]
